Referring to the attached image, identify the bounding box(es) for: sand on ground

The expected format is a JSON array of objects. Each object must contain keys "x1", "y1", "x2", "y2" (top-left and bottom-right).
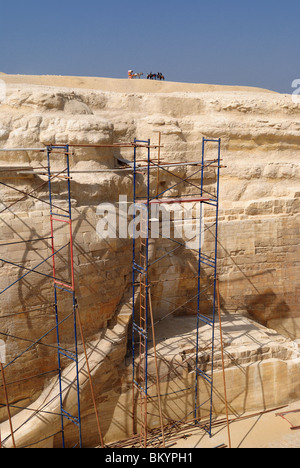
[
  {"x1": 171, "y1": 400, "x2": 300, "y2": 449},
  {"x1": 0, "y1": 72, "x2": 278, "y2": 95}
]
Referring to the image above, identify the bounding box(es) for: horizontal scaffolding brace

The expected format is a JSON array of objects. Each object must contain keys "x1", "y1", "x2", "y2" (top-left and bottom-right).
[
  {"x1": 197, "y1": 314, "x2": 214, "y2": 326},
  {"x1": 61, "y1": 409, "x2": 80, "y2": 427},
  {"x1": 196, "y1": 368, "x2": 212, "y2": 384},
  {"x1": 0, "y1": 159, "x2": 220, "y2": 175},
  {"x1": 53, "y1": 142, "x2": 162, "y2": 149},
  {"x1": 47, "y1": 146, "x2": 68, "y2": 150},
  {"x1": 133, "y1": 380, "x2": 147, "y2": 395},
  {"x1": 54, "y1": 283, "x2": 74, "y2": 294},
  {"x1": 199, "y1": 256, "x2": 216, "y2": 269},
  {"x1": 133, "y1": 263, "x2": 146, "y2": 274},
  {"x1": 0, "y1": 148, "x2": 46, "y2": 152},
  {"x1": 203, "y1": 200, "x2": 218, "y2": 207},
  {"x1": 138, "y1": 197, "x2": 210, "y2": 205},
  {"x1": 58, "y1": 348, "x2": 77, "y2": 362},
  {"x1": 133, "y1": 322, "x2": 147, "y2": 338},
  {"x1": 203, "y1": 138, "x2": 221, "y2": 143},
  {"x1": 51, "y1": 216, "x2": 71, "y2": 224},
  {"x1": 50, "y1": 212, "x2": 70, "y2": 218}
]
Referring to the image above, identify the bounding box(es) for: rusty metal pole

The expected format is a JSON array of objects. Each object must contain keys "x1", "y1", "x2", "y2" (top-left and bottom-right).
[
  {"x1": 216, "y1": 277, "x2": 232, "y2": 448},
  {"x1": 148, "y1": 288, "x2": 166, "y2": 447},
  {"x1": 0, "y1": 362, "x2": 16, "y2": 448},
  {"x1": 76, "y1": 308, "x2": 105, "y2": 448}
]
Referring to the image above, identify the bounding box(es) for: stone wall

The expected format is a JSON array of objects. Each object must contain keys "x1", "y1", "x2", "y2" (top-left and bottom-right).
[{"x1": 0, "y1": 77, "x2": 299, "y2": 446}]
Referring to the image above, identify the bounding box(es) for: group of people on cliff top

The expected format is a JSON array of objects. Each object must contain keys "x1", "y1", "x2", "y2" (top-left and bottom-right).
[{"x1": 128, "y1": 70, "x2": 165, "y2": 80}]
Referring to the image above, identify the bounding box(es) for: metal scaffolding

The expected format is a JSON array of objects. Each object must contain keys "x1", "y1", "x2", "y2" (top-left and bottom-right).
[
  {"x1": 47, "y1": 145, "x2": 82, "y2": 447},
  {"x1": 0, "y1": 145, "x2": 82, "y2": 448},
  {"x1": 0, "y1": 140, "x2": 162, "y2": 448},
  {"x1": 0, "y1": 137, "x2": 223, "y2": 448},
  {"x1": 131, "y1": 137, "x2": 222, "y2": 446}
]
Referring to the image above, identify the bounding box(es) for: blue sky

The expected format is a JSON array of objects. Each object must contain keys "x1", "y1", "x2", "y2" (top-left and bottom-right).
[{"x1": 0, "y1": 0, "x2": 299, "y2": 93}]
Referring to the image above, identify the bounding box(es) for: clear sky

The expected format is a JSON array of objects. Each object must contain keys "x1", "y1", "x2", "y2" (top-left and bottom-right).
[{"x1": 0, "y1": 0, "x2": 299, "y2": 94}]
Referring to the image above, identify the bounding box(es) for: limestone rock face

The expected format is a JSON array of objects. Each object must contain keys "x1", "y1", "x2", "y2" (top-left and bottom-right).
[{"x1": 0, "y1": 75, "x2": 299, "y2": 446}]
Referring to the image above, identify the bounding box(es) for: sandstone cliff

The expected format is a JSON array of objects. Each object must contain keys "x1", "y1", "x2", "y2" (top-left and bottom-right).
[{"x1": 0, "y1": 75, "x2": 299, "y2": 447}]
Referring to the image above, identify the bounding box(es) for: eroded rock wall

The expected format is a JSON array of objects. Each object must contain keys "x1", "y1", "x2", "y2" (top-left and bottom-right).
[{"x1": 0, "y1": 77, "x2": 299, "y2": 446}]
